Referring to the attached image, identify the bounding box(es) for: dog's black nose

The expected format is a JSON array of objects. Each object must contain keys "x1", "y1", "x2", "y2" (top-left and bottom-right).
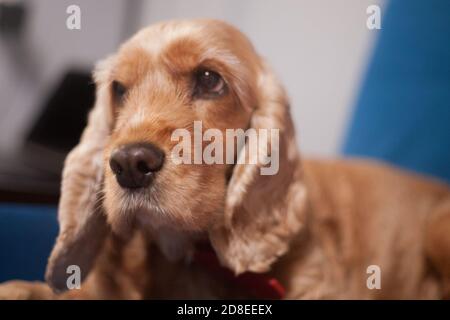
[{"x1": 109, "y1": 143, "x2": 165, "y2": 189}]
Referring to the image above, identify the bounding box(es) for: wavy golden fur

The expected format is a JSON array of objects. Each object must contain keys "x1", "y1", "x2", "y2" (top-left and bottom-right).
[{"x1": 0, "y1": 19, "x2": 449, "y2": 299}]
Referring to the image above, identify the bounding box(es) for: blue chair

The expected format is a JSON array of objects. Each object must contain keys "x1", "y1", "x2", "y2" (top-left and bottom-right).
[
  {"x1": 0, "y1": 204, "x2": 58, "y2": 282},
  {"x1": 343, "y1": 0, "x2": 450, "y2": 183}
]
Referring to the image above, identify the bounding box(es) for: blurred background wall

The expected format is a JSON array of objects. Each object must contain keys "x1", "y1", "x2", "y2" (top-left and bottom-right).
[
  {"x1": 0, "y1": 0, "x2": 128, "y2": 156},
  {"x1": 0, "y1": 0, "x2": 384, "y2": 158}
]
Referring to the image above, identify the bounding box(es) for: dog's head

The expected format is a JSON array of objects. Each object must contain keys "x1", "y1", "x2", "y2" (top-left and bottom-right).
[{"x1": 46, "y1": 20, "x2": 307, "y2": 291}]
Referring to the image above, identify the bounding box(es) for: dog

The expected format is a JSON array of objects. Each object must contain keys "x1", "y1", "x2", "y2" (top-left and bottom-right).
[{"x1": 0, "y1": 19, "x2": 449, "y2": 299}]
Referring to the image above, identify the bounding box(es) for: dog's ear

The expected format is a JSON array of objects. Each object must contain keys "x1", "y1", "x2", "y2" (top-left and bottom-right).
[
  {"x1": 45, "y1": 57, "x2": 114, "y2": 292},
  {"x1": 210, "y1": 61, "x2": 308, "y2": 274}
]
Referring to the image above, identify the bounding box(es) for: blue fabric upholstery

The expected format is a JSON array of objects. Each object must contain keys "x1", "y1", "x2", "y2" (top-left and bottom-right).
[
  {"x1": 0, "y1": 204, "x2": 58, "y2": 282},
  {"x1": 343, "y1": 0, "x2": 450, "y2": 183}
]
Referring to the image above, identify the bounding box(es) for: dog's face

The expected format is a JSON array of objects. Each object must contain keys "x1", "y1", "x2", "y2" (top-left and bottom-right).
[
  {"x1": 100, "y1": 20, "x2": 260, "y2": 235},
  {"x1": 47, "y1": 20, "x2": 304, "y2": 291}
]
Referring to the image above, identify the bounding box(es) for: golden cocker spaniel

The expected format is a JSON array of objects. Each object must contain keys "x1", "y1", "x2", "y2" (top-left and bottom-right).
[{"x1": 0, "y1": 19, "x2": 449, "y2": 299}]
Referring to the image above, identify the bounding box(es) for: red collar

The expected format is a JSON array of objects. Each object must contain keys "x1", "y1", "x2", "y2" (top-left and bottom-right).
[{"x1": 193, "y1": 242, "x2": 285, "y2": 299}]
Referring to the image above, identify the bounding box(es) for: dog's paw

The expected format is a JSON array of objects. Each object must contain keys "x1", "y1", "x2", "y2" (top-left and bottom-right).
[{"x1": 0, "y1": 280, "x2": 54, "y2": 300}]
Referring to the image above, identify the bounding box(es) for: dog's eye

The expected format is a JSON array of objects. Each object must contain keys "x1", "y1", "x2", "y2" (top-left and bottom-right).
[
  {"x1": 112, "y1": 80, "x2": 127, "y2": 103},
  {"x1": 194, "y1": 69, "x2": 226, "y2": 98}
]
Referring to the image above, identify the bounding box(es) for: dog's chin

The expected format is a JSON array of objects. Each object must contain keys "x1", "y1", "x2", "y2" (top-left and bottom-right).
[
  {"x1": 106, "y1": 186, "x2": 206, "y2": 239},
  {"x1": 106, "y1": 188, "x2": 206, "y2": 262}
]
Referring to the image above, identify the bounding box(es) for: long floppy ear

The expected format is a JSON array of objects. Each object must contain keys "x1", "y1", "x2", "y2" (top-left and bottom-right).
[
  {"x1": 45, "y1": 57, "x2": 114, "y2": 292},
  {"x1": 210, "y1": 61, "x2": 308, "y2": 275}
]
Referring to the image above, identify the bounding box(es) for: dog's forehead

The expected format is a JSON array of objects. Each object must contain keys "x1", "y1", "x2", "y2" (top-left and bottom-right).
[
  {"x1": 132, "y1": 20, "x2": 246, "y2": 54},
  {"x1": 134, "y1": 21, "x2": 209, "y2": 55},
  {"x1": 114, "y1": 20, "x2": 253, "y2": 76}
]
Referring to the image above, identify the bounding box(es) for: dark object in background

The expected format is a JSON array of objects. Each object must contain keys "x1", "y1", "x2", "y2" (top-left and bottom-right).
[
  {"x1": 27, "y1": 70, "x2": 95, "y2": 153},
  {"x1": 0, "y1": 70, "x2": 94, "y2": 201},
  {"x1": 0, "y1": 1, "x2": 27, "y2": 36}
]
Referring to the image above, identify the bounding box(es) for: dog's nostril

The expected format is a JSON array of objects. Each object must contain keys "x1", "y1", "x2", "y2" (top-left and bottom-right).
[
  {"x1": 137, "y1": 160, "x2": 151, "y2": 174},
  {"x1": 109, "y1": 158, "x2": 123, "y2": 175}
]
